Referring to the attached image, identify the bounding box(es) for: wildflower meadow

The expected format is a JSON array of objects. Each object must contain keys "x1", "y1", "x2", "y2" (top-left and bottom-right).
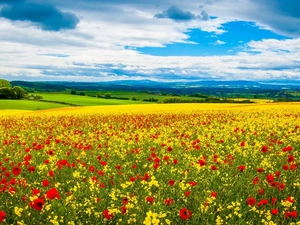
[{"x1": 0, "y1": 104, "x2": 299, "y2": 224}]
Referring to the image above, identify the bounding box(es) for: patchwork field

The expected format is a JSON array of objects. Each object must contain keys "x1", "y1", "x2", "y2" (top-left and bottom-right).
[{"x1": 0, "y1": 103, "x2": 299, "y2": 224}]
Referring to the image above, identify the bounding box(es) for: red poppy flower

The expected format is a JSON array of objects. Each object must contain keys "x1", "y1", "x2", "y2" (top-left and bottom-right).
[
  {"x1": 285, "y1": 196, "x2": 295, "y2": 203},
  {"x1": 168, "y1": 180, "x2": 175, "y2": 186},
  {"x1": 256, "y1": 168, "x2": 264, "y2": 173},
  {"x1": 266, "y1": 174, "x2": 274, "y2": 183},
  {"x1": 211, "y1": 165, "x2": 218, "y2": 170},
  {"x1": 261, "y1": 146, "x2": 268, "y2": 153},
  {"x1": 0, "y1": 211, "x2": 6, "y2": 223},
  {"x1": 287, "y1": 155, "x2": 294, "y2": 163},
  {"x1": 103, "y1": 209, "x2": 113, "y2": 220},
  {"x1": 30, "y1": 198, "x2": 44, "y2": 211},
  {"x1": 285, "y1": 211, "x2": 297, "y2": 219},
  {"x1": 12, "y1": 167, "x2": 21, "y2": 176},
  {"x1": 257, "y1": 199, "x2": 268, "y2": 207},
  {"x1": 123, "y1": 197, "x2": 129, "y2": 205},
  {"x1": 164, "y1": 198, "x2": 174, "y2": 206},
  {"x1": 27, "y1": 166, "x2": 35, "y2": 172},
  {"x1": 271, "y1": 209, "x2": 279, "y2": 215},
  {"x1": 290, "y1": 163, "x2": 298, "y2": 171},
  {"x1": 211, "y1": 191, "x2": 217, "y2": 198},
  {"x1": 238, "y1": 165, "x2": 246, "y2": 172},
  {"x1": 197, "y1": 159, "x2": 206, "y2": 166},
  {"x1": 121, "y1": 206, "x2": 127, "y2": 214},
  {"x1": 146, "y1": 196, "x2": 154, "y2": 204},
  {"x1": 46, "y1": 188, "x2": 61, "y2": 200},
  {"x1": 48, "y1": 170, "x2": 54, "y2": 177},
  {"x1": 271, "y1": 197, "x2": 277, "y2": 205},
  {"x1": 188, "y1": 181, "x2": 197, "y2": 186},
  {"x1": 185, "y1": 190, "x2": 191, "y2": 197},
  {"x1": 282, "y1": 164, "x2": 289, "y2": 170},
  {"x1": 179, "y1": 208, "x2": 192, "y2": 220},
  {"x1": 246, "y1": 197, "x2": 256, "y2": 206},
  {"x1": 253, "y1": 177, "x2": 259, "y2": 185},
  {"x1": 32, "y1": 189, "x2": 40, "y2": 196},
  {"x1": 42, "y1": 180, "x2": 50, "y2": 187}
]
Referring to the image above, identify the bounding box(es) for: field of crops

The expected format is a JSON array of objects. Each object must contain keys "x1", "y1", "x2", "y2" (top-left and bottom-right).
[{"x1": 0, "y1": 103, "x2": 299, "y2": 224}]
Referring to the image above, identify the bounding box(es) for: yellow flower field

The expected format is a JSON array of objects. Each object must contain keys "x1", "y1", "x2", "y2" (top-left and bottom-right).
[{"x1": 0, "y1": 103, "x2": 299, "y2": 224}]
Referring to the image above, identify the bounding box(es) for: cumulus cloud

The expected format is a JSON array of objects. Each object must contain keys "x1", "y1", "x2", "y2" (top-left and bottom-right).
[
  {"x1": 214, "y1": 40, "x2": 226, "y2": 45},
  {"x1": 155, "y1": 6, "x2": 209, "y2": 22},
  {"x1": 0, "y1": 1, "x2": 79, "y2": 31}
]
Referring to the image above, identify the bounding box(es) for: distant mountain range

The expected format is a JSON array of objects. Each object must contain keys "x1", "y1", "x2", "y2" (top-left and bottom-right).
[
  {"x1": 97, "y1": 79, "x2": 300, "y2": 89},
  {"x1": 11, "y1": 79, "x2": 300, "y2": 94}
]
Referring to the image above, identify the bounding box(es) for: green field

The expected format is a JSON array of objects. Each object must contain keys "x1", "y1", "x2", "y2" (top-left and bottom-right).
[
  {"x1": 0, "y1": 100, "x2": 67, "y2": 110},
  {"x1": 38, "y1": 93, "x2": 154, "y2": 106}
]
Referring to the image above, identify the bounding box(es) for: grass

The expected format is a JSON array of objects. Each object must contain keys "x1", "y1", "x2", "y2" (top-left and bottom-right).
[
  {"x1": 0, "y1": 100, "x2": 67, "y2": 111},
  {"x1": 38, "y1": 93, "x2": 154, "y2": 106}
]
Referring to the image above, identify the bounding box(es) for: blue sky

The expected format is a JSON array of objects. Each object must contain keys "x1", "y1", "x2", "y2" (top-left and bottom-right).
[{"x1": 0, "y1": 0, "x2": 299, "y2": 82}]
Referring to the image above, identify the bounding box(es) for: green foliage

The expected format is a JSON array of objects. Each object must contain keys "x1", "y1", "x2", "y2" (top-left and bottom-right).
[
  {"x1": 0, "y1": 79, "x2": 11, "y2": 88},
  {"x1": 96, "y1": 92, "x2": 102, "y2": 98},
  {"x1": 0, "y1": 87, "x2": 12, "y2": 99},
  {"x1": 28, "y1": 94, "x2": 43, "y2": 100},
  {"x1": 11, "y1": 86, "x2": 28, "y2": 99},
  {"x1": 70, "y1": 90, "x2": 77, "y2": 95},
  {"x1": 104, "y1": 92, "x2": 112, "y2": 99}
]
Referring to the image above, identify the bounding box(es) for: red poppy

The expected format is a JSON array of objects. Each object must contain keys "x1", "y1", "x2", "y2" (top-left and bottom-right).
[
  {"x1": 123, "y1": 197, "x2": 129, "y2": 205},
  {"x1": 197, "y1": 159, "x2": 206, "y2": 166},
  {"x1": 271, "y1": 209, "x2": 279, "y2": 215},
  {"x1": 30, "y1": 198, "x2": 44, "y2": 211},
  {"x1": 256, "y1": 168, "x2": 264, "y2": 173},
  {"x1": 164, "y1": 198, "x2": 174, "y2": 206},
  {"x1": 27, "y1": 166, "x2": 35, "y2": 172},
  {"x1": 271, "y1": 197, "x2": 277, "y2": 205},
  {"x1": 32, "y1": 189, "x2": 40, "y2": 196},
  {"x1": 258, "y1": 189, "x2": 265, "y2": 195},
  {"x1": 253, "y1": 177, "x2": 259, "y2": 185},
  {"x1": 121, "y1": 206, "x2": 127, "y2": 214},
  {"x1": 211, "y1": 192, "x2": 217, "y2": 198},
  {"x1": 257, "y1": 199, "x2": 268, "y2": 207},
  {"x1": 282, "y1": 164, "x2": 289, "y2": 170},
  {"x1": 266, "y1": 174, "x2": 274, "y2": 183},
  {"x1": 185, "y1": 190, "x2": 191, "y2": 197},
  {"x1": 261, "y1": 146, "x2": 268, "y2": 153},
  {"x1": 285, "y1": 196, "x2": 295, "y2": 203},
  {"x1": 246, "y1": 197, "x2": 256, "y2": 206},
  {"x1": 12, "y1": 167, "x2": 21, "y2": 176},
  {"x1": 0, "y1": 211, "x2": 6, "y2": 223},
  {"x1": 287, "y1": 155, "x2": 294, "y2": 163},
  {"x1": 238, "y1": 165, "x2": 246, "y2": 172},
  {"x1": 46, "y1": 188, "x2": 61, "y2": 200},
  {"x1": 285, "y1": 211, "x2": 297, "y2": 219},
  {"x1": 42, "y1": 179, "x2": 50, "y2": 187},
  {"x1": 48, "y1": 170, "x2": 54, "y2": 177},
  {"x1": 290, "y1": 163, "x2": 298, "y2": 171},
  {"x1": 211, "y1": 165, "x2": 218, "y2": 170},
  {"x1": 168, "y1": 180, "x2": 175, "y2": 186},
  {"x1": 188, "y1": 181, "x2": 197, "y2": 186},
  {"x1": 103, "y1": 209, "x2": 113, "y2": 220},
  {"x1": 179, "y1": 208, "x2": 192, "y2": 220},
  {"x1": 146, "y1": 196, "x2": 154, "y2": 204}
]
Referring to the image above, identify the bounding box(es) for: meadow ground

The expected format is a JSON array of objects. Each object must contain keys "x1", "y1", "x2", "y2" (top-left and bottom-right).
[
  {"x1": 0, "y1": 100, "x2": 67, "y2": 111},
  {"x1": 0, "y1": 103, "x2": 299, "y2": 224},
  {"x1": 38, "y1": 93, "x2": 153, "y2": 106}
]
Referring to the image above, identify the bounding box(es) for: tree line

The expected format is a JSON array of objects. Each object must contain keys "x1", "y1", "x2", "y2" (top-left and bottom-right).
[{"x1": 0, "y1": 79, "x2": 28, "y2": 99}]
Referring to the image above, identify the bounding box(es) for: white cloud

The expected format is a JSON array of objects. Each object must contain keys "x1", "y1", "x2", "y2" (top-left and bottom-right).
[
  {"x1": 214, "y1": 40, "x2": 226, "y2": 45},
  {"x1": 0, "y1": 0, "x2": 300, "y2": 81}
]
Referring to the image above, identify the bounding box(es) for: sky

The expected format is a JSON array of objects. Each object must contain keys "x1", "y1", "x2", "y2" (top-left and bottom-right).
[{"x1": 0, "y1": 0, "x2": 299, "y2": 82}]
